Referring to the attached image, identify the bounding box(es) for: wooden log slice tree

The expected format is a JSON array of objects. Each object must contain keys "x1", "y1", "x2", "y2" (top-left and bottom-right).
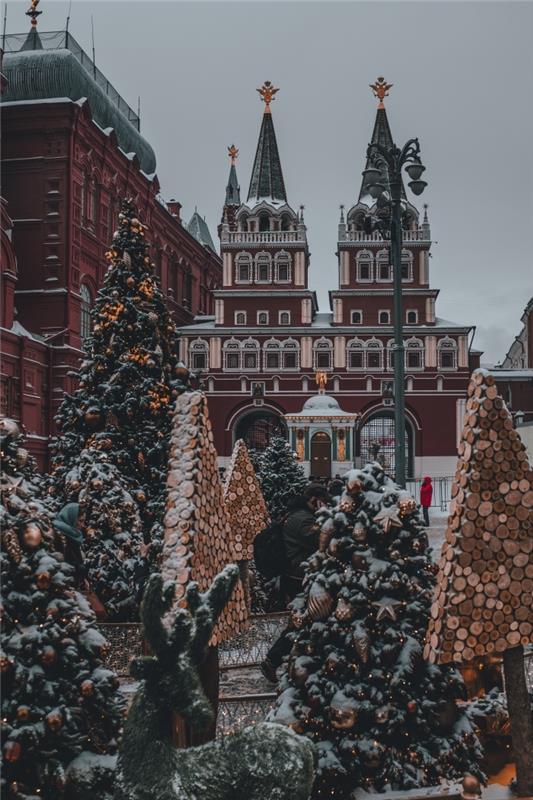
[
  {"x1": 424, "y1": 368, "x2": 533, "y2": 796},
  {"x1": 223, "y1": 438, "x2": 269, "y2": 609},
  {"x1": 160, "y1": 391, "x2": 248, "y2": 646}
]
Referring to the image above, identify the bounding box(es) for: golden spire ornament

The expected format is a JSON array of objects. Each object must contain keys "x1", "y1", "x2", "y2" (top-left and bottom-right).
[
  {"x1": 370, "y1": 76, "x2": 393, "y2": 109},
  {"x1": 228, "y1": 144, "x2": 239, "y2": 164},
  {"x1": 26, "y1": 0, "x2": 42, "y2": 27},
  {"x1": 257, "y1": 81, "x2": 279, "y2": 113}
]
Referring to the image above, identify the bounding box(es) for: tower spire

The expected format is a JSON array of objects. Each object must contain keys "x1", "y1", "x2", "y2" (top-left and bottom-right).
[
  {"x1": 358, "y1": 77, "x2": 403, "y2": 205},
  {"x1": 225, "y1": 145, "x2": 240, "y2": 207},
  {"x1": 247, "y1": 82, "x2": 287, "y2": 206},
  {"x1": 21, "y1": 0, "x2": 43, "y2": 50}
]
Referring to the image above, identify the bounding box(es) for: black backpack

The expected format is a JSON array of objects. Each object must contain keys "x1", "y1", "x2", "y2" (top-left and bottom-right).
[{"x1": 253, "y1": 520, "x2": 288, "y2": 580}]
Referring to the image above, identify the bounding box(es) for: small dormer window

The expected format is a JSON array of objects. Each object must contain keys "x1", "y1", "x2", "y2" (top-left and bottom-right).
[
  {"x1": 351, "y1": 310, "x2": 363, "y2": 324},
  {"x1": 257, "y1": 311, "x2": 269, "y2": 325},
  {"x1": 406, "y1": 310, "x2": 418, "y2": 324},
  {"x1": 379, "y1": 310, "x2": 390, "y2": 325}
]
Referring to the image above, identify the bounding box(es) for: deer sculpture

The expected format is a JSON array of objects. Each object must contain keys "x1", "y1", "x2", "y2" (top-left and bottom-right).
[{"x1": 115, "y1": 564, "x2": 315, "y2": 800}]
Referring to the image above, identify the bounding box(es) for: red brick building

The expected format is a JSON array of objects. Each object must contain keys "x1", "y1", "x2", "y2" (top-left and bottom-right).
[
  {"x1": 0, "y1": 28, "x2": 221, "y2": 467},
  {"x1": 179, "y1": 82, "x2": 482, "y2": 479}
]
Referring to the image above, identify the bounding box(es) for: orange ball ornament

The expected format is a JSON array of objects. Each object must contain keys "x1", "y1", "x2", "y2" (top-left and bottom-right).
[{"x1": 4, "y1": 741, "x2": 21, "y2": 763}]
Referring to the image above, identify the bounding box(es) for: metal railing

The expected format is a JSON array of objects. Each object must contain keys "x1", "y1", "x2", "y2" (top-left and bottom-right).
[
  {"x1": 3, "y1": 31, "x2": 140, "y2": 129},
  {"x1": 406, "y1": 476, "x2": 453, "y2": 511},
  {"x1": 219, "y1": 613, "x2": 288, "y2": 668},
  {"x1": 340, "y1": 229, "x2": 429, "y2": 243},
  {"x1": 217, "y1": 693, "x2": 277, "y2": 737},
  {"x1": 222, "y1": 231, "x2": 304, "y2": 244}
]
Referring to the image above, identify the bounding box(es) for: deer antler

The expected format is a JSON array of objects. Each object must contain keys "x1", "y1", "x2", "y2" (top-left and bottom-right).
[{"x1": 185, "y1": 565, "x2": 239, "y2": 665}]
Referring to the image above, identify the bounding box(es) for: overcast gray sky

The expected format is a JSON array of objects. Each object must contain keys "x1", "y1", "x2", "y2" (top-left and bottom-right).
[{"x1": 7, "y1": 0, "x2": 533, "y2": 363}]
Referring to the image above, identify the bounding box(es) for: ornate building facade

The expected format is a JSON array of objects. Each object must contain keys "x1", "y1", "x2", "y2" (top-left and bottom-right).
[
  {"x1": 179, "y1": 81, "x2": 481, "y2": 479},
  {"x1": 0, "y1": 25, "x2": 221, "y2": 467}
]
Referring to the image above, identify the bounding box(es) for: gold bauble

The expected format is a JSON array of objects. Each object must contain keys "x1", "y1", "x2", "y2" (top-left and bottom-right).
[
  {"x1": 307, "y1": 582, "x2": 333, "y2": 621},
  {"x1": 81, "y1": 679, "x2": 94, "y2": 697},
  {"x1": 3, "y1": 741, "x2": 21, "y2": 763},
  {"x1": 398, "y1": 497, "x2": 417, "y2": 518},
  {"x1": 352, "y1": 525, "x2": 367, "y2": 542},
  {"x1": 335, "y1": 598, "x2": 353, "y2": 621},
  {"x1": 16, "y1": 706, "x2": 30, "y2": 721},
  {"x1": 35, "y1": 571, "x2": 51, "y2": 589},
  {"x1": 347, "y1": 478, "x2": 363, "y2": 496},
  {"x1": 15, "y1": 448, "x2": 29, "y2": 467},
  {"x1": 22, "y1": 522, "x2": 42, "y2": 550},
  {"x1": 46, "y1": 711, "x2": 63, "y2": 731}
]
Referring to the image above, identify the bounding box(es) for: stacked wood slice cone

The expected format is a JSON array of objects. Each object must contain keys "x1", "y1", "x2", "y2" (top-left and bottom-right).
[
  {"x1": 161, "y1": 391, "x2": 248, "y2": 645},
  {"x1": 223, "y1": 439, "x2": 269, "y2": 562},
  {"x1": 425, "y1": 369, "x2": 533, "y2": 664}
]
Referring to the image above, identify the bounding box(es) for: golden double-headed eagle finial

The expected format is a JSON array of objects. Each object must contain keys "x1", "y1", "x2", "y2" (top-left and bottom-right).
[
  {"x1": 26, "y1": 0, "x2": 42, "y2": 27},
  {"x1": 315, "y1": 371, "x2": 328, "y2": 394},
  {"x1": 227, "y1": 144, "x2": 239, "y2": 164},
  {"x1": 369, "y1": 76, "x2": 393, "y2": 108},
  {"x1": 257, "y1": 81, "x2": 279, "y2": 113}
]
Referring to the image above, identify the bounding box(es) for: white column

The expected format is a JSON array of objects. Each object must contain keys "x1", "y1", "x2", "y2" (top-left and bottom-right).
[
  {"x1": 425, "y1": 335, "x2": 437, "y2": 367},
  {"x1": 334, "y1": 336, "x2": 346, "y2": 368},
  {"x1": 223, "y1": 252, "x2": 233, "y2": 286},
  {"x1": 301, "y1": 336, "x2": 313, "y2": 368},
  {"x1": 294, "y1": 251, "x2": 305, "y2": 286},
  {"x1": 301, "y1": 298, "x2": 312, "y2": 324},
  {"x1": 419, "y1": 250, "x2": 428, "y2": 284},
  {"x1": 341, "y1": 250, "x2": 350, "y2": 286},
  {"x1": 210, "y1": 337, "x2": 221, "y2": 369},
  {"x1": 215, "y1": 299, "x2": 224, "y2": 325},
  {"x1": 425, "y1": 297, "x2": 435, "y2": 323},
  {"x1": 333, "y1": 298, "x2": 343, "y2": 324},
  {"x1": 179, "y1": 337, "x2": 188, "y2": 363},
  {"x1": 458, "y1": 335, "x2": 468, "y2": 368}
]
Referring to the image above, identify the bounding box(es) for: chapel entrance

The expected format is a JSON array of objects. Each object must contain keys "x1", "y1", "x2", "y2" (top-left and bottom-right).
[{"x1": 310, "y1": 431, "x2": 331, "y2": 479}]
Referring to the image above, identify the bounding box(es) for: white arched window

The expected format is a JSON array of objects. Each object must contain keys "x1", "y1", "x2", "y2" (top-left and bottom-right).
[
  {"x1": 264, "y1": 339, "x2": 281, "y2": 371},
  {"x1": 356, "y1": 250, "x2": 373, "y2": 282},
  {"x1": 235, "y1": 311, "x2": 247, "y2": 325},
  {"x1": 223, "y1": 339, "x2": 241, "y2": 371},
  {"x1": 80, "y1": 284, "x2": 92, "y2": 344},
  {"x1": 279, "y1": 310, "x2": 291, "y2": 325},
  {"x1": 376, "y1": 249, "x2": 391, "y2": 282},
  {"x1": 401, "y1": 249, "x2": 413, "y2": 282},
  {"x1": 242, "y1": 338, "x2": 260, "y2": 371},
  {"x1": 405, "y1": 337, "x2": 424, "y2": 370},
  {"x1": 438, "y1": 337, "x2": 457, "y2": 370},
  {"x1": 189, "y1": 338, "x2": 209, "y2": 371},
  {"x1": 275, "y1": 251, "x2": 291, "y2": 282},
  {"x1": 313, "y1": 337, "x2": 333, "y2": 370},
  {"x1": 235, "y1": 252, "x2": 252, "y2": 283},
  {"x1": 282, "y1": 338, "x2": 299, "y2": 370},
  {"x1": 255, "y1": 252, "x2": 271, "y2": 283},
  {"x1": 365, "y1": 338, "x2": 384, "y2": 370},
  {"x1": 347, "y1": 337, "x2": 364, "y2": 370}
]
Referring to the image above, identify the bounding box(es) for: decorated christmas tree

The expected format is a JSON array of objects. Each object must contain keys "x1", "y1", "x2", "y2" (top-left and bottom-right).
[
  {"x1": 0, "y1": 419, "x2": 123, "y2": 800},
  {"x1": 50, "y1": 199, "x2": 186, "y2": 619},
  {"x1": 253, "y1": 436, "x2": 307, "y2": 522},
  {"x1": 271, "y1": 462, "x2": 483, "y2": 798}
]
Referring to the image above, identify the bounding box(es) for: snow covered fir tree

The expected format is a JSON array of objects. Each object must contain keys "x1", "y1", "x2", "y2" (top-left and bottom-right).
[
  {"x1": 0, "y1": 419, "x2": 123, "y2": 800},
  {"x1": 270, "y1": 462, "x2": 483, "y2": 799},
  {"x1": 49, "y1": 199, "x2": 187, "y2": 620},
  {"x1": 253, "y1": 436, "x2": 308, "y2": 522}
]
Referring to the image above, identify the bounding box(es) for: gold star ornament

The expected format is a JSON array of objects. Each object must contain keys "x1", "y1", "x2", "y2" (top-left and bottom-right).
[{"x1": 374, "y1": 506, "x2": 403, "y2": 533}]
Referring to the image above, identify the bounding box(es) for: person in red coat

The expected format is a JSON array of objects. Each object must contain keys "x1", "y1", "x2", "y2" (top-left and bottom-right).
[{"x1": 420, "y1": 476, "x2": 433, "y2": 527}]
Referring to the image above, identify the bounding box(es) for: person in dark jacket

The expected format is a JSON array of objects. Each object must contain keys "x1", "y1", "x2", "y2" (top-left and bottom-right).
[
  {"x1": 420, "y1": 476, "x2": 433, "y2": 527},
  {"x1": 261, "y1": 483, "x2": 332, "y2": 683},
  {"x1": 52, "y1": 502, "x2": 87, "y2": 588}
]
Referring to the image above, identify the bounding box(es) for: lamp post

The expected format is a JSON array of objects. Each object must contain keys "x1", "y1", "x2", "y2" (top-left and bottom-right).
[{"x1": 363, "y1": 138, "x2": 427, "y2": 487}]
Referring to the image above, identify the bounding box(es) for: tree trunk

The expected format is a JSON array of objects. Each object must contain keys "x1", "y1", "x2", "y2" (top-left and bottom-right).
[{"x1": 503, "y1": 645, "x2": 533, "y2": 797}]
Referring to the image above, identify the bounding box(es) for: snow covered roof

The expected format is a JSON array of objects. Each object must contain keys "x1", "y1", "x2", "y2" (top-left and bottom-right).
[
  {"x1": 490, "y1": 369, "x2": 533, "y2": 380},
  {"x1": 3, "y1": 33, "x2": 156, "y2": 173},
  {"x1": 187, "y1": 211, "x2": 216, "y2": 252},
  {"x1": 286, "y1": 393, "x2": 358, "y2": 420}
]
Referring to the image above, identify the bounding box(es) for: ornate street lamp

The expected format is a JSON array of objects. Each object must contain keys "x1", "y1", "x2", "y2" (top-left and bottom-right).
[{"x1": 363, "y1": 79, "x2": 427, "y2": 487}]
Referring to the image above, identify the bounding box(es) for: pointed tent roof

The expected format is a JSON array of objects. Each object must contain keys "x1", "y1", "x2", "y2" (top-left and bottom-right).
[
  {"x1": 225, "y1": 145, "x2": 241, "y2": 207},
  {"x1": 247, "y1": 83, "x2": 287, "y2": 206},
  {"x1": 358, "y1": 78, "x2": 406, "y2": 206},
  {"x1": 187, "y1": 211, "x2": 216, "y2": 252}
]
